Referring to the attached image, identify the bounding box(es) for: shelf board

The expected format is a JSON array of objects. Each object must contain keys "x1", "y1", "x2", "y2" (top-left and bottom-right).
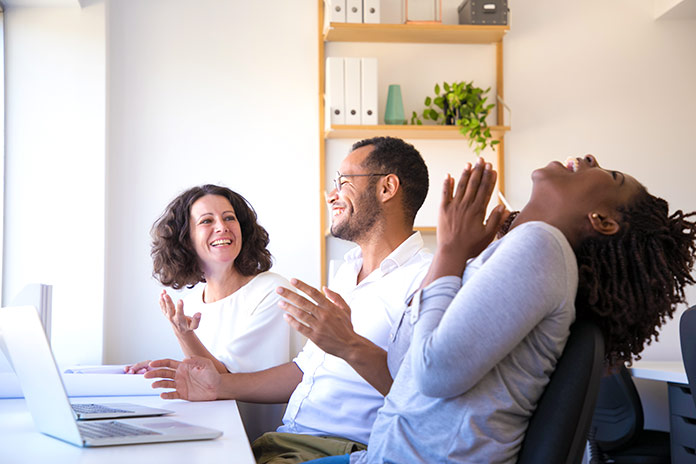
[
  {"x1": 325, "y1": 124, "x2": 510, "y2": 140},
  {"x1": 324, "y1": 23, "x2": 508, "y2": 44}
]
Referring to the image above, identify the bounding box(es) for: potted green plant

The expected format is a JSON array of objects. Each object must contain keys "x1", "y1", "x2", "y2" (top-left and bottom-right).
[{"x1": 411, "y1": 81, "x2": 500, "y2": 154}]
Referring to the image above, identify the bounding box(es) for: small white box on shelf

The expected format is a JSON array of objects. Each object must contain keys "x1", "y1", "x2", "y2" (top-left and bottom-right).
[
  {"x1": 360, "y1": 58, "x2": 378, "y2": 125},
  {"x1": 325, "y1": 57, "x2": 346, "y2": 127}
]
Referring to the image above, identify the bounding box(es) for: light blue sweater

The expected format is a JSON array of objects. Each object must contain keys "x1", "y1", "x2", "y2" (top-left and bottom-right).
[{"x1": 351, "y1": 221, "x2": 578, "y2": 464}]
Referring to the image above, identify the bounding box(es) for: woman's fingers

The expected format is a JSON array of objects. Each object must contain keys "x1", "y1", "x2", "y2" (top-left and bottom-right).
[
  {"x1": 486, "y1": 204, "x2": 507, "y2": 231},
  {"x1": 160, "y1": 291, "x2": 176, "y2": 320},
  {"x1": 459, "y1": 157, "x2": 485, "y2": 205},
  {"x1": 474, "y1": 165, "x2": 497, "y2": 207},
  {"x1": 124, "y1": 360, "x2": 151, "y2": 374},
  {"x1": 452, "y1": 162, "x2": 473, "y2": 201},
  {"x1": 173, "y1": 299, "x2": 186, "y2": 325},
  {"x1": 440, "y1": 174, "x2": 455, "y2": 208},
  {"x1": 190, "y1": 312, "x2": 201, "y2": 330}
]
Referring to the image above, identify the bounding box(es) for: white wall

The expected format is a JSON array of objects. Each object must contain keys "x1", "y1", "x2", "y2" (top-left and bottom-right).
[
  {"x1": 3, "y1": 4, "x2": 105, "y2": 365},
  {"x1": 103, "y1": 0, "x2": 318, "y2": 363},
  {"x1": 2, "y1": 0, "x2": 695, "y2": 373}
]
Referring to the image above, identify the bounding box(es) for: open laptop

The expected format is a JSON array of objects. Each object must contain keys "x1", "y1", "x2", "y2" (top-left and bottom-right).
[
  {"x1": 0, "y1": 304, "x2": 172, "y2": 420},
  {"x1": 0, "y1": 305, "x2": 222, "y2": 446}
]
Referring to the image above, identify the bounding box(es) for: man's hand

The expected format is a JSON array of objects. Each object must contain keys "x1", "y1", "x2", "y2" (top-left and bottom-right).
[
  {"x1": 278, "y1": 278, "x2": 358, "y2": 360},
  {"x1": 144, "y1": 357, "x2": 220, "y2": 401}
]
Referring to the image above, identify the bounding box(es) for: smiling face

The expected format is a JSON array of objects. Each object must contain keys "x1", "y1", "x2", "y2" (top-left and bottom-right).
[
  {"x1": 189, "y1": 194, "x2": 243, "y2": 276},
  {"x1": 327, "y1": 145, "x2": 383, "y2": 242},
  {"x1": 529, "y1": 154, "x2": 643, "y2": 241}
]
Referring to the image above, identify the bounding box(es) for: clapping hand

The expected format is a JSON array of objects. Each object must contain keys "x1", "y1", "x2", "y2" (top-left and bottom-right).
[
  {"x1": 422, "y1": 157, "x2": 508, "y2": 287},
  {"x1": 278, "y1": 278, "x2": 356, "y2": 360}
]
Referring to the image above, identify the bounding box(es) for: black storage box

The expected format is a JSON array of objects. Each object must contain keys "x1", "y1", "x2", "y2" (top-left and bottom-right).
[{"x1": 458, "y1": 0, "x2": 508, "y2": 25}]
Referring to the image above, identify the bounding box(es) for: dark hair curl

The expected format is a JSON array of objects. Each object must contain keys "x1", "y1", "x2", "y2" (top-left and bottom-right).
[
  {"x1": 576, "y1": 188, "x2": 696, "y2": 365},
  {"x1": 151, "y1": 184, "x2": 272, "y2": 289}
]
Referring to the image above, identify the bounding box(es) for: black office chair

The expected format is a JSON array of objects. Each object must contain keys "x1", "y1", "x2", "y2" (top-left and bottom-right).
[
  {"x1": 516, "y1": 318, "x2": 605, "y2": 464},
  {"x1": 680, "y1": 306, "x2": 696, "y2": 409},
  {"x1": 588, "y1": 366, "x2": 670, "y2": 463}
]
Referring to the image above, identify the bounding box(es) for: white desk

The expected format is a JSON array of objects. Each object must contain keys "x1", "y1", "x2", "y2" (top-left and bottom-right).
[
  {"x1": 629, "y1": 360, "x2": 688, "y2": 384},
  {"x1": 0, "y1": 395, "x2": 255, "y2": 464}
]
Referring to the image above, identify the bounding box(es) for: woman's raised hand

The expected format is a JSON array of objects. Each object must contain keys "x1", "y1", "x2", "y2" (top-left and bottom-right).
[
  {"x1": 437, "y1": 157, "x2": 506, "y2": 260},
  {"x1": 160, "y1": 290, "x2": 201, "y2": 336},
  {"x1": 422, "y1": 157, "x2": 508, "y2": 286}
]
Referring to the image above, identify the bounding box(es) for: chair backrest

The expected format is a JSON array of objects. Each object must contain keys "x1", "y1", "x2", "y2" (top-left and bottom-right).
[
  {"x1": 679, "y1": 306, "x2": 696, "y2": 410},
  {"x1": 589, "y1": 366, "x2": 643, "y2": 451},
  {"x1": 517, "y1": 318, "x2": 605, "y2": 464}
]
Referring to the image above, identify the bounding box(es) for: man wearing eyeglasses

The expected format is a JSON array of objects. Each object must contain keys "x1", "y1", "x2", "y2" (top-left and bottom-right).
[{"x1": 147, "y1": 136, "x2": 433, "y2": 463}]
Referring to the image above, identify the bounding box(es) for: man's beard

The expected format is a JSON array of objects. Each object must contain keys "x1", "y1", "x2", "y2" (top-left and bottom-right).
[{"x1": 331, "y1": 185, "x2": 381, "y2": 242}]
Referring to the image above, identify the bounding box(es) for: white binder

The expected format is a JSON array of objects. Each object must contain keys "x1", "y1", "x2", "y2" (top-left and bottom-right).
[
  {"x1": 344, "y1": 57, "x2": 362, "y2": 125},
  {"x1": 363, "y1": 0, "x2": 381, "y2": 24},
  {"x1": 346, "y1": 0, "x2": 363, "y2": 23},
  {"x1": 326, "y1": 57, "x2": 345, "y2": 127},
  {"x1": 325, "y1": 0, "x2": 346, "y2": 24},
  {"x1": 361, "y1": 58, "x2": 378, "y2": 125}
]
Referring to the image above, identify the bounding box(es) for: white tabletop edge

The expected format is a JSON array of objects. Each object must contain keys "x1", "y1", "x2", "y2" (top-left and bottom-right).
[{"x1": 628, "y1": 360, "x2": 688, "y2": 385}]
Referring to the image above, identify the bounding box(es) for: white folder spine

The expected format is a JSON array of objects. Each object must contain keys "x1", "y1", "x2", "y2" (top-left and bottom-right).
[
  {"x1": 344, "y1": 57, "x2": 362, "y2": 125},
  {"x1": 326, "y1": 57, "x2": 346, "y2": 127},
  {"x1": 346, "y1": 0, "x2": 363, "y2": 23},
  {"x1": 326, "y1": 0, "x2": 346, "y2": 24},
  {"x1": 363, "y1": 0, "x2": 381, "y2": 24},
  {"x1": 361, "y1": 58, "x2": 378, "y2": 125}
]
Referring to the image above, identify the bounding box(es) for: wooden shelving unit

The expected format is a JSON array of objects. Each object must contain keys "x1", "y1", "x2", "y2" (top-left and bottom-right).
[
  {"x1": 324, "y1": 22, "x2": 509, "y2": 44},
  {"x1": 326, "y1": 124, "x2": 510, "y2": 140},
  {"x1": 317, "y1": 1, "x2": 509, "y2": 285}
]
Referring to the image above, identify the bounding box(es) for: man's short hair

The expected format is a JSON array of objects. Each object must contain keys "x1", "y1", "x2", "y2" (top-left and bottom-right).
[{"x1": 352, "y1": 136, "x2": 429, "y2": 224}]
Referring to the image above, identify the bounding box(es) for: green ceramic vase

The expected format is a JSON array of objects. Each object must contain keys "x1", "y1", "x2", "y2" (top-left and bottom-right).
[{"x1": 384, "y1": 84, "x2": 406, "y2": 125}]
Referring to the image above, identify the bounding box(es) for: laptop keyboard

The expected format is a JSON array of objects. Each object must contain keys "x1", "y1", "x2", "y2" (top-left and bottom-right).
[
  {"x1": 72, "y1": 404, "x2": 132, "y2": 414},
  {"x1": 78, "y1": 420, "x2": 161, "y2": 439}
]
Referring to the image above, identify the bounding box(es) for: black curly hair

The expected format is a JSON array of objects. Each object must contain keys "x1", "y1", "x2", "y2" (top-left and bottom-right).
[
  {"x1": 501, "y1": 188, "x2": 696, "y2": 365},
  {"x1": 151, "y1": 184, "x2": 272, "y2": 289},
  {"x1": 575, "y1": 188, "x2": 696, "y2": 365}
]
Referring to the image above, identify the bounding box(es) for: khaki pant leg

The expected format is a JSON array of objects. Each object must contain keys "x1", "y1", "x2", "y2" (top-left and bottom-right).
[{"x1": 252, "y1": 432, "x2": 367, "y2": 464}]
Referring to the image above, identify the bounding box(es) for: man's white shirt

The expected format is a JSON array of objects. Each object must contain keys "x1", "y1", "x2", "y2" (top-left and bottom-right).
[{"x1": 277, "y1": 232, "x2": 432, "y2": 444}]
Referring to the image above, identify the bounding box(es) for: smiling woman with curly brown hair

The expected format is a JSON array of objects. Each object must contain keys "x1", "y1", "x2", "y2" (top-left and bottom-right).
[{"x1": 124, "y1": 184, "x2": 304, "y2": 377}]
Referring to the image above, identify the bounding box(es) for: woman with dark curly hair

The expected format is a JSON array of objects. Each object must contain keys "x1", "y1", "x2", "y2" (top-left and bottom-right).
[
  {"x1": 125, "y1": 184, "x2": 304, "y2": 377},
  {"x1": 296, "y1": 154, "x2": 696, "y2": 464}
]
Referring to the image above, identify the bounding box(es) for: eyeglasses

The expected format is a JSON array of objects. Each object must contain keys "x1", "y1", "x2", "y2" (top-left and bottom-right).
[{"x1": 333, "y1": 171, "x2": 389, "y2": 193}]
